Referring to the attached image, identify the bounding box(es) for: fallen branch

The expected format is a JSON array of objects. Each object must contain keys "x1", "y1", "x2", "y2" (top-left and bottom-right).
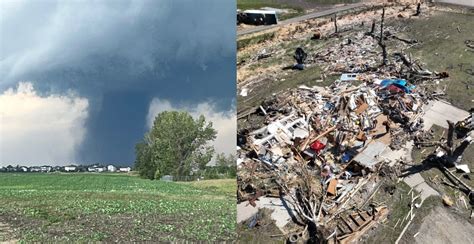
[
  {"x1": 391, "y1": 35, "x2": 418, "y2": 44},
  {"x1": 440, "y1": 165, "x2": 472, "y2": 193}
]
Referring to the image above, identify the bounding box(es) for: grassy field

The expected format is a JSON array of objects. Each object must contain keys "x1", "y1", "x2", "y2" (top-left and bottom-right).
[
  {"x1": 0, "y1": 173, "x2": 236, "y2": 242},
  {"x1": 399, "y1": 10, "x2": 474, "y2": 111}
]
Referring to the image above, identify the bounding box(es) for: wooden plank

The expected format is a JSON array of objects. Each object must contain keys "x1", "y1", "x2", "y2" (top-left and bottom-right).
[
  {"x1": 339, "y1": 218, "x2": 353, "y2": 234},
  {"x1": 341, "y1": 217, "x2": 357, "y2": 232},
  {"x1": 328, "y1": 179, "x2": 338, "y2": 195},
  {"x1": 355, "y1": 102, "x2": 369, "y2": 115},
  {"x1": 350, "y1": 214, "x2": 365, "y2": 227},
  {"x1": 360, "y1": 211, "x2": 371, "y2": 222},
  {"x1": 337, "y1": 224, "x2": 351, "y2": 235}
]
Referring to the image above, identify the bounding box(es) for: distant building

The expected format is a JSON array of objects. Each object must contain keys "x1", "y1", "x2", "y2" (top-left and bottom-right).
[
  {"x1": 40, "y1": 166, "x2": 52, "y2": 172},
  {"x1": 107, "y1": 165, "x2": 117, "y2": 172},
  {"x1": 30, "y1": 166, "x2": 41, "y2": 172},
  {"x1": 64, "y1": 166, "x2": 77, "y2": 172},
  {"x1": 87, "y1": 165, "x2": 106, "y2": 173},
  {"x1": 119, "y1": 167, "x2": 131, "y2": 172}
]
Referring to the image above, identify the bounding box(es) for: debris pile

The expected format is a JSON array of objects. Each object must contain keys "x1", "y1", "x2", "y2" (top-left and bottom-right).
[{"x1": 237, "y1": 74, "x2": 431, "y2": 241}]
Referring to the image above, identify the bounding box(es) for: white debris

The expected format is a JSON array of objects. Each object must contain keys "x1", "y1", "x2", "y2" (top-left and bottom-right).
[{"x1": 455, "y1": 164, "x2": 470, "y2": 173}]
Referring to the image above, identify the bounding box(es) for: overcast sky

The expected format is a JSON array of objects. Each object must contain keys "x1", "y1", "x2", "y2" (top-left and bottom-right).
[{"x1": 0, "y1": 0, "x2": 236, "y2": 166}]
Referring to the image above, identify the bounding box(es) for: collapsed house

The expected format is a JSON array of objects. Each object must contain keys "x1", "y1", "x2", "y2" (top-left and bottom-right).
[{"x1": 238, "y1": 75, "x2": 424, "y2": 241}]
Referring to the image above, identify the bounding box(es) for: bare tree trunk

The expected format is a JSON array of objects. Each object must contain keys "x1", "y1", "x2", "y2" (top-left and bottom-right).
[
  {"x1": 334, "y1": 14, "x2": 338, "y2": 33},
  {"x1": 414, "y1": 3, "x2": 421, "y2": 16},
  {"x1": 381, "y1": 43, "x2": 387, "y2": 66},
  {"x1": 379, "y1": 7, "x2": 387, "y2": 66},
  {"x1": 379, "y1": 7, "x2": 385, "y2": 43},
  {"x1": 370, "y1": 20, "x2": 375, "y2": 35}
]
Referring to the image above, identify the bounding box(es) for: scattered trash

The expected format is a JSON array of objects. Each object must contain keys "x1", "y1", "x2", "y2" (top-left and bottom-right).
[
  {"x1": 293, "y1": 47, "x2": 307, "y2": 70},
  {"x1": 340, "y1": 73, "x2": 359, "y2": 81},
  {"x1": 240, "y1": 88, "x2": 249, "y2": 97},
  {"x1": 442, "y1": 195, "x2": 454, "y2": 207},
  {"x1": 455, "y1": 164, "x2": 471, "y2": 174},
  {"x1": 311, "y1": 31, "x2": 322, "y2": 40}
]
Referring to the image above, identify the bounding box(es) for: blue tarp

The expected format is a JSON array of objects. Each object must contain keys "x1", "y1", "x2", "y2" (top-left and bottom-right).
[
  {"x1": 380, "y1": 79, "x2": 415, "y2": 93},
  {"x1": 342, "y1": 152, "x2": 352, "y2": 163}
]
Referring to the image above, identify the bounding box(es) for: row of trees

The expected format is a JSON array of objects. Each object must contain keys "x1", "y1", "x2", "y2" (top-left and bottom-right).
[
  {"x1": 134, "y1": 111, "x2": 235, "y2": 180},
  {"x1": 203, "y1": 153, "x2": 237, "y2": 179}
]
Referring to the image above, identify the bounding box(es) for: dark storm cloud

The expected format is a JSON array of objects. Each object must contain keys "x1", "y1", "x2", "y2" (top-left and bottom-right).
[{"x1": 0, "y1": 0, "x2": 236, "y2": 165}]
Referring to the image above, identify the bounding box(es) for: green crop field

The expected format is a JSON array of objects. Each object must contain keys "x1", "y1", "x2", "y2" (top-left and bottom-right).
[{"x1": 0, "y1": 173, "x2": 236, "y2": 242}]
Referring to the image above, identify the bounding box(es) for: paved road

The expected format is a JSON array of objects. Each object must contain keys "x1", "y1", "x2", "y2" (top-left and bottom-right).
[
  {"x1": 434, "y1": 0, "x2": 474, "y2": 7},
  {"x1": 238, "y1": 3, "x2": 366, "y2": 36}
]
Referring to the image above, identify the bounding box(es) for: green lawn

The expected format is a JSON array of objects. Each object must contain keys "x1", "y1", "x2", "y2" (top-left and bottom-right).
[
  {"x1": 399, "y1": 11, "x2": 474, "y2": 111},
  {"x1": 0, "y1": 173, "x2": 236, "y2": 242}
]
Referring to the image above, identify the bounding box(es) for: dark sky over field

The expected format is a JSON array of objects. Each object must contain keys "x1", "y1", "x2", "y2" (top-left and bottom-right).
[{"x1": 0, "y1": 0, "x2": 236, "y2": 166}]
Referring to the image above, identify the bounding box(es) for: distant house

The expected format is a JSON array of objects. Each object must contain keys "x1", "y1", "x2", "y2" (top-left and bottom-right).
[
  {"x1": 40, "y1": 166, "x2": 52, "y2": 172},
  {"x1": 20, "y1": 166, "x2": 28, "y2": 172},
  {"x1": 64, "y1": 166, "x2": 77, "y2": 172},
  {"x1": 87, "y1": 165, "x2": 106, "y2": 173},
  {"x1": 118, "y1": 167, "x2": 131, "y2": 173},
  {"x1": 76, "y1": 165, "x2": 88, "y2": 172},
  {"x1": 30, "y1": 166, "x2": 41, "y2": 172},
  {"x1": 107, "y1": 165, "x2": 117, "y2": 172}
]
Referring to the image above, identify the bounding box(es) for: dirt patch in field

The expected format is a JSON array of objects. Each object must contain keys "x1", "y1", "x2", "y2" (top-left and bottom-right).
[
  {"x1": 1, "y1": 210, "x2": 234, "y2": 243},
  {"x1": 0, "y1": 221, "x2": 18, "y2": 243}
]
